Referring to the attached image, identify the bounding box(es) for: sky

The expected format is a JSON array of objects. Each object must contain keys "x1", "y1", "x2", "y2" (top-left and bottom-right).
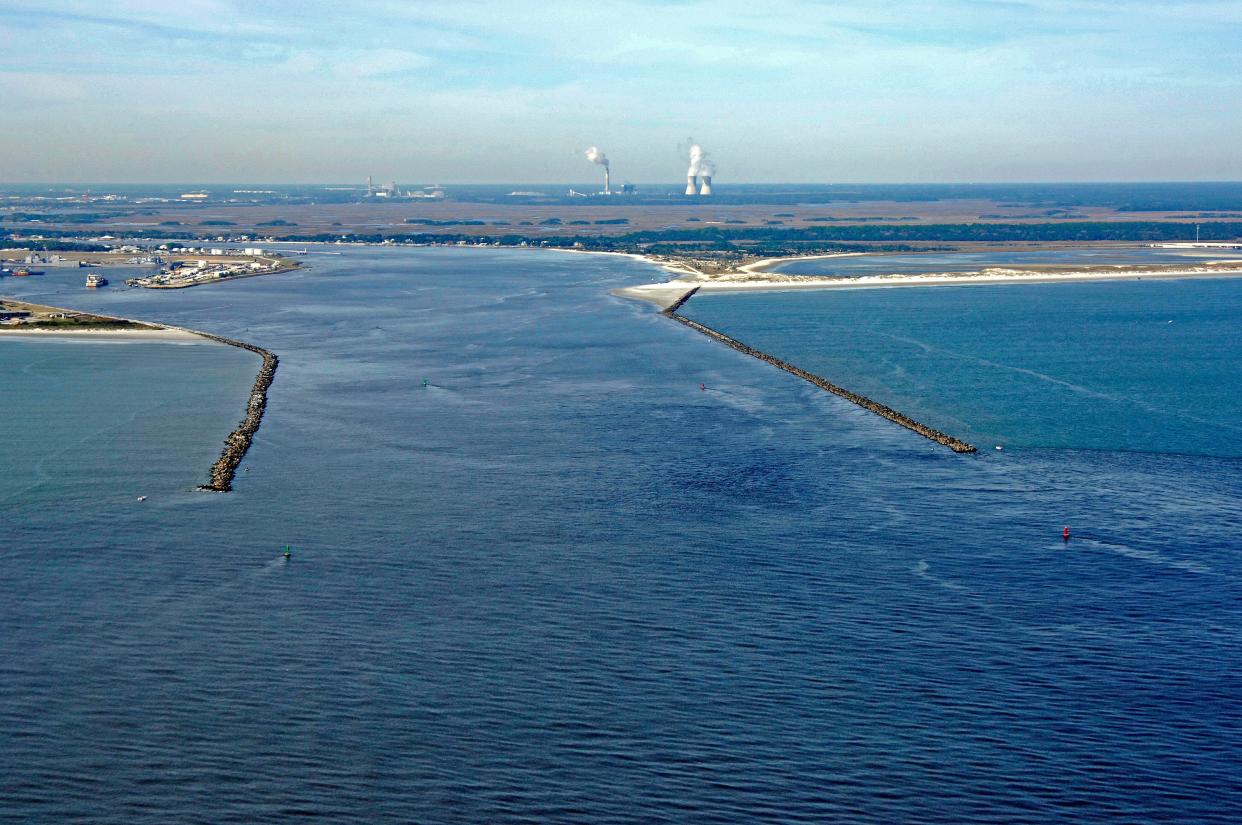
[{"x1": 3, "y1": 0, "x2": 1242, "y2": 183}]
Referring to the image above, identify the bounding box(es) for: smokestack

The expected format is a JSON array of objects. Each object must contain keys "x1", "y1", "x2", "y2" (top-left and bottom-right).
[
  {"x1": 584, "y1": 146, "x2": 610, "y2": 194},
  {"x1": 685, "y1": 175, "x2": 697, "y2": 195},
  {"x1": 367, "y1": 175, "x2": 373, "y2": 197},
  {"x1": 699, "y1": 175, "x2": 713, "y2": 196}
]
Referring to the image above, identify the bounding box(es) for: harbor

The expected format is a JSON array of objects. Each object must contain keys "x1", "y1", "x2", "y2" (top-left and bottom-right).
[
  {"x1": 1, "y1": 247, "x2": 299, "y2": 290},
  {"x1": 125, "y1": 254, "x2": 298, "y2": 289}
]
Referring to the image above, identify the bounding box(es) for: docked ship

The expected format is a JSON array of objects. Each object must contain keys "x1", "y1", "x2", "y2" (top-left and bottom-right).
[
  {"x1": 12, "y1": 268, "x2": 41, "y2": 277},
  {"x1": 85, "y1": 273, "x2": 109, "y2": 288}
]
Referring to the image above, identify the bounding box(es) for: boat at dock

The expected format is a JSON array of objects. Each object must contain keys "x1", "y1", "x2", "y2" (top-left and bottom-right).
[
  {"x1": 85, "y1": 274, "x2": 109, "y2": 288},
  {"x1": 12, "y1": 268, "x2": 42, "y2": 277}
]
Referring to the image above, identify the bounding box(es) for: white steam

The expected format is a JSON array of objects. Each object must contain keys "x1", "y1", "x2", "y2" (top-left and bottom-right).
[
  {"x1": 584, "y1": 146, "x2": 609, "y2": 168},
  {"x1": 685, "y1": 139, "x2": 715, "y2": 178}
]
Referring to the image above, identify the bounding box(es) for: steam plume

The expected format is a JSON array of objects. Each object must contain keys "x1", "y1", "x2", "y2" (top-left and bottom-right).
[
  {"x1": 585, "y1": 146, "x2": 611, "y2": 194},
  {"x1": 683, "y1": 138, "x2": 716, "y2": 195},
  {"x1": 585, "y1": 146, "x2": 609, "y2": 168}
]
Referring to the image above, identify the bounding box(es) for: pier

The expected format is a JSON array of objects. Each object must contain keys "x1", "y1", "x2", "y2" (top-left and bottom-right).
[{"x1": 664, "y1": 291, "x2": 977, "y2": 454}]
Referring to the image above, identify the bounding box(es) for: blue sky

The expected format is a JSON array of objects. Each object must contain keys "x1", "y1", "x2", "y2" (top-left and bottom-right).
[{"x1": 3, "y1": 0, "x2": 1242, "y2": 183}]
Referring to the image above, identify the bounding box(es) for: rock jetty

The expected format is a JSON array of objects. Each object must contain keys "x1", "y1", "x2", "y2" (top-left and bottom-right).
[
  {"x1": 194, "y1": 333, "x2": 279, "y2": 491},
  {"x1": 664, "y1": 296, "x2": 977, "y2": 454}
]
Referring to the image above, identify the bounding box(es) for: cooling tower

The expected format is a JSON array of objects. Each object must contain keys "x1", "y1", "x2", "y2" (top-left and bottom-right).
[
  {"x1": 685, "y1": 175, "x2": 698, "y2": 195},
  {"x1": 699, "y1": 175, "x2": 713, "y2": 196}
]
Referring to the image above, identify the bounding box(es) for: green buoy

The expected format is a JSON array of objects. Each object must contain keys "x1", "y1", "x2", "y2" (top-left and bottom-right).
[{"x1": 283, "y1": 545, "x2": 292, "y2": 560}]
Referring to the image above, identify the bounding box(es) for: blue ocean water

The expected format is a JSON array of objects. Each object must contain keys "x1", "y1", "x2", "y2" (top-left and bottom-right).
[
  {"x1": 0, "y1": 338, "x2": 258, "y2": 506},
  {"x1": 682, "y1": 278, "x2": 1242, "y2": 456},
  {"x1": 2, "y1": 248, "x2": 1240, "y2": 823}
]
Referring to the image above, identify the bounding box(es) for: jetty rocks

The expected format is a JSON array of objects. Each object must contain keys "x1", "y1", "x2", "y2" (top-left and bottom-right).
[
  {"x1": 664, "y1": 289, "x2": 977, "y2": 454},
  {"x1": 195, "y1": 333, "x2": 279, "y2": 492}
]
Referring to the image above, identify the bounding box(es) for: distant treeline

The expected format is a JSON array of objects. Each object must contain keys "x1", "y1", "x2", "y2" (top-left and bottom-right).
[
  {"x1": 262, "y1": 221, "x2": 1242, "y2": 246},
  {"x1": 1, "y1": 212, "x2": 112, "y2": 224},
  {"x1": 406, "y1": 217, "x2": 628, "y2": 227},
  {"x1": 7, "y1": 220, "x2": 1239, "y2": 254},
  {"x1": 606, "y1": 222, "x2": 1242, "y2": 244},
  {"x1": 0, "y1": 239, "x2": 110, "y2": 252}
]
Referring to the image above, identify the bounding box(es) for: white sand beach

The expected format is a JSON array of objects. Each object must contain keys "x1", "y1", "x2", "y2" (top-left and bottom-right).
[
  {"x1": 614, "y1": 260, "x2": 1242, "y2": 309},
  {"x1": 0, "y1": 326, "x2": 204, "y2": 341}
]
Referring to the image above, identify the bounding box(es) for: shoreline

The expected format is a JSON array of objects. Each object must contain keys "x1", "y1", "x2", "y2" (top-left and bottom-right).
[
  {"x1": 619, "y1": 247, "x2": 1242, "y2": 452},
  {"x1": 140, "y1": 259, "x2": 300, "y2": 289},
  {"x1": 2, "y1": 296, "x2": 277, "y2": 492},
  {"x1": 0, "y1": 325, "x2": 202, "y2": 341},
  {"x1": 735, "y1": 251, "x2": 867, "y2": 275},
  {"x1": 547, "y1": 246, "x2": 710, "y2": 279},
  {"x1": 686, "y1": 263, "x2": 1242, "y2": 294},
  {"x1": 614, "y1": 260, "x2": 1242, "y2": 310}
]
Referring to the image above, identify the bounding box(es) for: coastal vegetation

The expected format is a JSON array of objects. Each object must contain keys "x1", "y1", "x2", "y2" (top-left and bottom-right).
[
  {"x1": 0, "y1": 299, "x2": 148, "y2": 330},
  {"x1": 23, "y1": 317, "x2": 145, "y2": 329},
  {"x1": 8, "y1": 220, "x2": 1240, "y2": 260},
  {"x1": 0, "y1": 240, "x2": 109, "y2": 252}
]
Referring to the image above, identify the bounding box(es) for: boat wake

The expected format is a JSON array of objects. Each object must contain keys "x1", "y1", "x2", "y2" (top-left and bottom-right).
[
  {"x1": 912, "y1": 559, "x2": 968, "y2": 591},
  {"x1": 1075, "y1": 536, "x2": 1210, "y2": 574}
]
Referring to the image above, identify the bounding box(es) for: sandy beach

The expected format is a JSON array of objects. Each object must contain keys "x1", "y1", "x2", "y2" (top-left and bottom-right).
[
  {"x1": 614, "y1": 258, "x2": 1242, "y2": 309},
  {"x1": 0, "y1": 326, "x2": 204, "y2": 342},
  {"x1": 735, "y1": 252, "x2": 867, "y2": 275},
  {"x1": 549, "y1": 246, "x2": 709, "y2": 279}
]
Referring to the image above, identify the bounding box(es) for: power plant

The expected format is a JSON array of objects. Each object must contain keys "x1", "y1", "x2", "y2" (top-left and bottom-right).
[
  {"x1": 580, "y1": 141, "x2": 716, "y2": 196},
  {"x1": 684, "y1": 140, "x2": 715, "y2": 196},
  {"x1": 584, "y1": 146, "x2": 610, "y2": 195}
]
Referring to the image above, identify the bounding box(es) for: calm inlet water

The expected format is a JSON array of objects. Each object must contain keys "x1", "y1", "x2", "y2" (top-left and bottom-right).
[
  {"x1": 683, "y1": 278, "x2": 1242, "y2": 456},
  {"x1": 2, "y1": 248, "x2": 1239, "y2": 823},
  {"x1": 0, "y1": 338, "x2": 258, "y2": 506}
]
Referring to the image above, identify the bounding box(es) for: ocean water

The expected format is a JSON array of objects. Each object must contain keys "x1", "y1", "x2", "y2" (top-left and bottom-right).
[
  {"x1": 682, "y1": 278, "x2": 1242, "y2": 457},
  {"x1": 0, "y1": 338, "x2": 258, "y2": 506},
  {"x1": 2, "y1": 248, "x2": 1240, "y2": 823}
]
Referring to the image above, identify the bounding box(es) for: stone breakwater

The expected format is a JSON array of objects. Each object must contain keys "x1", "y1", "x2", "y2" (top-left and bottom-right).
[
  {"x1": 190, "y1": 332, "x2": 279, "y2": 491},
  {"x1": 662, "y1": 286, "x2": 701, "y2": 315},
  {"x1": 664, "y1": 296, "x2": 977, "y2": 454}
]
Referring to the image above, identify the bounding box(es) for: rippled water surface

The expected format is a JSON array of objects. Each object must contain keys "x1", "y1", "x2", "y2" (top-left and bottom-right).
[
  {"x1": 0, "y1": 337, "x2": 257, "y2": 506},
  {"x1": 2, "y1": 248, "x2": 1239, "y2": 823},
  {"x1": 682, "y1": 278, "x2": 1242, "y2": 456}
]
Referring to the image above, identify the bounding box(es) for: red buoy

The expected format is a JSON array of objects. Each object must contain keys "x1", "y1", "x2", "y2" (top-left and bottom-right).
[
  {"x1": 1063, "y1": 526, "x2": 1071, "y2": 542},
  {"x1": 700, "y1": 383, "x2": 706, "y2": 392}
]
